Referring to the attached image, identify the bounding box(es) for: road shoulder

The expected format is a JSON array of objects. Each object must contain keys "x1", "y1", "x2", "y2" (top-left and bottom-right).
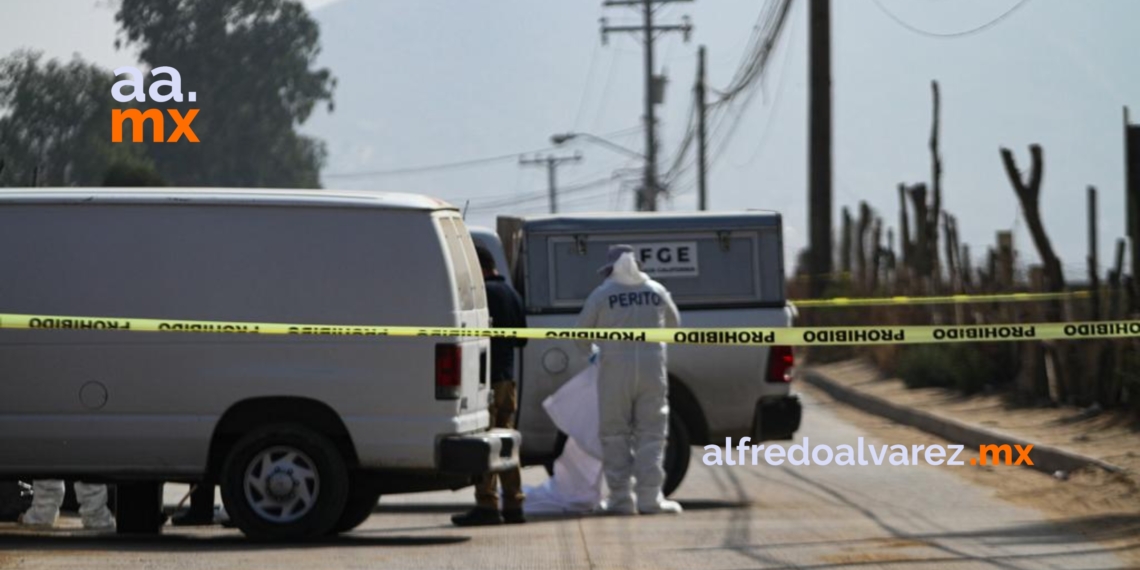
[{"x1": 797, "y1": 359, "x2": 1140, "y2": 566}]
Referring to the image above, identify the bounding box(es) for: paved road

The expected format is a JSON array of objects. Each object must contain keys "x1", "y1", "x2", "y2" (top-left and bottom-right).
[{"x1": 0, "y1": 389, "x2": 1129, "y2": 569}]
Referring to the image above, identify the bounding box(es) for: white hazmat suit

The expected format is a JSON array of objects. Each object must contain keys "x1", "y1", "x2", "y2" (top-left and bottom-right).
[{"x1": 577, "y1": 248, "x2": 682, "y2": 515}]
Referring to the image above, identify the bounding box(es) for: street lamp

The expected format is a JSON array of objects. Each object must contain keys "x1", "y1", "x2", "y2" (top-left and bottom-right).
[
  {"x1": 552, "y1": 131, "x2": 660, "y2": 211},
  {"x1": 550, "y1": 132, "x2": 646, "y2": 160}
]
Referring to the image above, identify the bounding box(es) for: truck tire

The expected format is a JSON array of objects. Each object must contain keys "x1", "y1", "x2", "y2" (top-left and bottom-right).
[
  {"x1": 544, "y1": 413, "x2": 691, "y2": 497},
  {"x1": 662, "y1": 413, "x2": 691, "y2": 497},
  {"x1": 220, "y1": 424, "x2": 349, "y2": 541},
  {"x1": 542, "y1": 433, "x2": 569, "y2": 477},
  {"x1": 329, "y1": 474, "x2": 382, "y2": 534}
]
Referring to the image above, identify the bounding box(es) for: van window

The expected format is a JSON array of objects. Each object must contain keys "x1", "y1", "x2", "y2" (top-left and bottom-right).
[
  {"x1": 452, "y1": 219, "x2": 487, "y2": 310},
  {"x1": 437, "y1": 216, "x2": 486, "y2": 311}
]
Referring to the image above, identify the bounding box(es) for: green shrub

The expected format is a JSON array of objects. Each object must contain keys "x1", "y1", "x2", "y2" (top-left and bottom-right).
[{"x1": 895, "y1": 343, "x2": 996, "y2": 394}]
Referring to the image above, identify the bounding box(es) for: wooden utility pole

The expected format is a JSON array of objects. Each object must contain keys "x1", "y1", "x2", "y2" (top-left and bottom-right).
[
  {"x1": 519, "y1": 153, "x2": 583, "y2": 214},
  {"x1": 602, "y1": 0, "x2": 693, "y2": 211},
  {"x1": 808, "y1": 0, "x2": 832, "y2": 297},
  {"x1": 929, "y1": 81, "x2": 943, "y2": 286},
  {"x1": 840, "y1": 206, "x2": 852, "y2": 275},
  {"x1": 696, "y1": 45, "x2": 708, "y2": 211},
  {"x1": 1126, "y1": 107, "x2": 1139, "y2": 309},
  {"x1": 898, "y1": 183, "x2": 911, "y2": 280},
  {"x1": 1089, "y1": 185, "x2": 1100, "y2": 319}
]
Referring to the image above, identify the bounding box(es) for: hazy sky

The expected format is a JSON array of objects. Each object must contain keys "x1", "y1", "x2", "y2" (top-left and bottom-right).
[{"x1": 2, "y1": 0, "x2": 1138, "y2": 278}]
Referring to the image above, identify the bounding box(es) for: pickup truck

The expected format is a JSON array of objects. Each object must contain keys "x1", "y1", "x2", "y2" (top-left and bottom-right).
[{"x1": 471, "y1": 211, "x2": 801, "y2": 495}]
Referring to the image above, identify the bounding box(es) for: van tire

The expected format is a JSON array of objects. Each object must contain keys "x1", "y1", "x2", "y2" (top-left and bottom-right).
[
  {"x1": 220, "y1": 424, "x2": 349, "y2": 541},
  {"x1": 544, "y1": 413, "x2": 691, "y2": 497},
  {"x1": 330, "y1": 474, "x2": 382, "y2": 534}
]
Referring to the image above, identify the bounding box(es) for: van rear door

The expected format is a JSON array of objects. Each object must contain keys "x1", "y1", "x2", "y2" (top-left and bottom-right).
[{"x1": 434, "y1": 215, "x2": 491, "y2": 421}]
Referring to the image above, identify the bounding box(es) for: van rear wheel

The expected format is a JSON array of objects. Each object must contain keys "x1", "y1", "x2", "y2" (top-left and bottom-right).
[
  {"x1": 330, "y1": 474, "x2": 382, "y2": 534},
  {"x1": 220, "y1": 424, "x2": 349, "y2": 540}
]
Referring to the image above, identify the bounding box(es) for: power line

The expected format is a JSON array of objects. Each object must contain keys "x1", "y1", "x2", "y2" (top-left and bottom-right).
[
  {"x1": 692, "y1": 0, "x2": 792, "y2": 182},
  {"x1": 870, "y1": 0, "x2": 1033, "y2": 39},
  {"x1": 441, "y1": 146, "x2": 640, "y2": 210},
  {"x1": 572, "y1": 40, "x2": 603, "y2": 129},
  {"x1": 519, "y1": 152, "x2": 584, "y2": 214},
  {"x1": 660, "y1": 0, "x2": 793, "y2": 190},
  {"x1": 730, "y1": 2, "x2": 800, "y2": 169},
  {"x1": 323, "y1": 151, "x2": 542, "y2": 180},
  {"x1": 466, "y1": 175, "x2": 620, "y2": 213},
  {"x1": 601, "y1": 0, "x2": 695, "y2": 212},
  {"x1": 713, "y1": 0, "x2": 793, "y2": 101},
  {"x1": 591, "y1": 50, "x2": 623, "y2": 132},
  {"x1": 323, "y1": 127, "x2": 640, "y2": 180}
]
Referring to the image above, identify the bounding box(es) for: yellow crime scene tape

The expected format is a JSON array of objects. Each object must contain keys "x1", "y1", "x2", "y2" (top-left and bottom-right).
[
  {"x1": 790, "y1": 290, "x2": 1089, "y2": 308},
  {"x1": 2, "y1": 312, "x2": 1138, "y2": 347}
]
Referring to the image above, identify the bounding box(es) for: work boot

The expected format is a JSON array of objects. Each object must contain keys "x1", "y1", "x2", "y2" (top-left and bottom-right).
[
  {"x1": 171, "y1": 507, "x2": 216, "y2": 527},
  {"x1": 502, "y1": 508, "x2": 526, "y2": 524},
  {"x1": 81, "y1": 507, "x2": 116, "y2": 531},
  {"x1": 451, "y1": 507, "x2": 503, "y2": 527}
]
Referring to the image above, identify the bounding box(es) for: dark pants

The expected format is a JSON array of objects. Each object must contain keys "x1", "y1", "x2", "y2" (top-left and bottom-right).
[
  {"x1": 188, "y1": 481, "x2": 214, "y2": 516},
  {"x1": 475, "y1": 380, "x2": 524, "y2": 510}
]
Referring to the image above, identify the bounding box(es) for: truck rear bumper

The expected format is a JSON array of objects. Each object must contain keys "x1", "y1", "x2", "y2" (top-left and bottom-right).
[
  {"x1": 751, "y1": 394, "x2": 802, "y2": 442},
  {"x1": 438, "y1": 428, "x2": 521, "y2": 475}
]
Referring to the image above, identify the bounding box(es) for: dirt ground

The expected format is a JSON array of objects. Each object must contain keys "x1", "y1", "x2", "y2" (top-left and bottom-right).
[{"x1": 801, "y1": 360, "x2": 1140, "y2": 565}]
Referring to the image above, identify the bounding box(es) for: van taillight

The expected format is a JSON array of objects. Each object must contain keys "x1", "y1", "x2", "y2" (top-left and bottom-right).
[
  {"x1": 766, "y1": 346, "x2": 794, "y2": 383},
  {"x1": 436, "y1": 344, "x2": 462, "y2": 400}
]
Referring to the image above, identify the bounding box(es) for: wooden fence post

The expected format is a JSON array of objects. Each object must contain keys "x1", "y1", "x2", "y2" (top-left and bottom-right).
[{"x1": 840, "y1": 206, "x2": 852, "y2": 277}]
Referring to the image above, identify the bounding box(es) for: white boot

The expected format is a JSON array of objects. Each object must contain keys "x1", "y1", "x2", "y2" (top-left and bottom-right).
[
  {"x1": 81, "y1": 507, "x2": 115, "y2": 531},
  {"x1": 601, "y1": 497, "x2": 638, "y2": 519},
  {"x1": 598, "y1": 491, "x2": 637, "y2": 516},
  {"x1": 19, "y1": 480, "x2": 65, "y2": 528},
  {"x1": 75, "y1": 482, "x2": 115, "y2": 531},
  {"x1": 638, "y1": 491, "x2": 683, "y2": 515}
]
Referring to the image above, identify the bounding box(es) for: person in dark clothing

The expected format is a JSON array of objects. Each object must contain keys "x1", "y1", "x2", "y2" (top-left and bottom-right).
[
  {"x1": 171, "y1": 483, "x2": 217, "y2": 526},
  {"x1": 452, "y1": 245, "x2": 528, "y2": 527}
]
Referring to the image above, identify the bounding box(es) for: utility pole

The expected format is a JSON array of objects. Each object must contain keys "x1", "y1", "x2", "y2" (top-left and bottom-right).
[
  {"x1": 1126, "y1": 106, "x2": 1139, "y2": 301},
  {"x1": 808, "y1": 0, "x2": 833, "y2": 298},
  {"x1": 695, "y1": 44, "x2": 708, "y2": 211},
  {"x1": 519, "y1": 153, "x2": 583, "y2": 214},
  {"x1": 601, "y1": 0, "x2": 693, "y2": 211}
]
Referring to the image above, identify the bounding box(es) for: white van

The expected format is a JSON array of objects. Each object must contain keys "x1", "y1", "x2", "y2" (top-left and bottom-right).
[
  {"x1": 473, "y1": 212, "x2": 801, "y2": 496},
  {"x1": 0, "y1": 188, "x2": 519, "y2": 539}
]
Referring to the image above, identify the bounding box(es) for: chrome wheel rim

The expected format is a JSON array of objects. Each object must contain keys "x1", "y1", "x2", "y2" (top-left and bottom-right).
[{"x1": 243, "y1": 446, "x2": 320, "y2": 523}]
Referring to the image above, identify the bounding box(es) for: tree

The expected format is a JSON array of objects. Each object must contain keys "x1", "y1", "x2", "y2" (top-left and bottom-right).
[
  {"x1": 114, "y1": 0, "x2": 336, "y2": 188},
  {"x1": 102, "y1": 157, "x2": 166, "y2": 186},
  {"x1": 0, "y1": 51, "x2": 146, "y2": 187}
]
